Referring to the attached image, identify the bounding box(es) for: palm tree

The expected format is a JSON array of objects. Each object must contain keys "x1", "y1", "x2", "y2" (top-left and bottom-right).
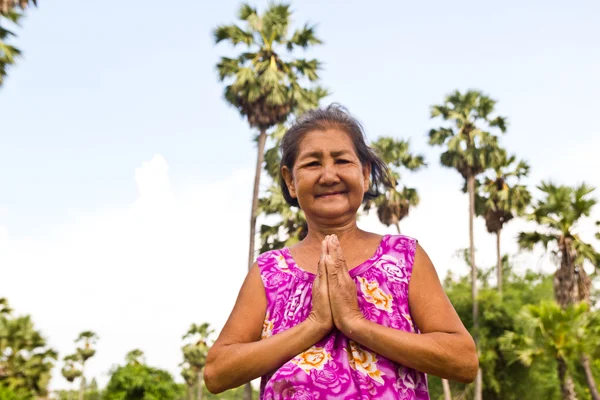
[
  {"x1": 500, "y1": 302, "x2": 600, "y2": 400},
  {"x1": 366, "y1": 137, "x2": 426, "y2": 234},
  {"x1": 0, "y1": 314, "x2": 57, "y2": 396},
  {"x1": 75, "y1": 331, "x2": 98, "y2": 400},
  {"x1": 518, "y1": 182, "x2": 600, "y2": 399},
  {"x1": 429, "y1": 89, "x2": 506, "y2": 400},
  {"x1": 125, "y1": 349, "x2": 145, "y2": 365},
  {"x1": 475, "y1": 153, "x2": 530, "y2": 295},
  {"x1": 180, "y1": 366, "x2": 197, "y2": 400},
  {"x1": 61, "y1": 354, "x2": 82, "y2": 400},
  {"x1": 0, "y1": 298, "x2": 12, "y2": 315},
  {"x1": 182, "y1": 323, "x2": 213, "y2": 400},
  {"x1": 0, "y1": 0, "x2": 36, "y2": 86},
  {"x1": 0, "y1": 0, "x2": 36, "y2": 14},
  {"x1": 214, "y1": 4, "x2": 326, "y2": 292}
]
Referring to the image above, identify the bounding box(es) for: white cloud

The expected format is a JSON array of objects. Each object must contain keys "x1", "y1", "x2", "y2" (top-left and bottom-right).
[{"x1": 0, "y1": 155, "x2": 254, "y2": 390}]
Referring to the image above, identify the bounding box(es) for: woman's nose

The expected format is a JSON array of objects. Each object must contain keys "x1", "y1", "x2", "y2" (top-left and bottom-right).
[{"x1": 319, "y1": 165, "x2": 340, "y2": 185}]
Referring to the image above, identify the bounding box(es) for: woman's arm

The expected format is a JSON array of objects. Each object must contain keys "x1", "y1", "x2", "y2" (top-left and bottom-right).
[
  {"x1": 204, "y1": 262, "x2": 331, "y2": 394},
  {"x1": 331, "y1": 240, "x2": 478, "y2": 383}
]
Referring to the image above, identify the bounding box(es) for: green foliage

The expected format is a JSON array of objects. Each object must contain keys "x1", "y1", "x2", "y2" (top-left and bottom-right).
[
  {"x1": 475, "y1": 152, "x2": 531, "y2": 234},
  {"x1": 214, "y1": 2, "x2": 326, "y2": 131},
  {"x1": 0, "y1": 384, "x2": 32, "y2": 400},
  {"x1": 430, "y1": 261, "x2": 560, "y2": 400},
  {"x1": 365, "y1": 137, "x2": 426, "y2": 231},
  {"x1": 104, "y1": 350, "x2": 180, "y2": 400},
  {"x1": 429, "y1": 89, "x2": 506, "y2": 180},
  {"x1": 0, "y1": 300, "x2": 57, "y2": 397}
]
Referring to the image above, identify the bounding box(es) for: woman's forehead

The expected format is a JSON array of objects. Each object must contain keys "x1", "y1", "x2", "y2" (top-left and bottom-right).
[{"x1": 297, "y1": 129, "x2": 355, "y2": 155}]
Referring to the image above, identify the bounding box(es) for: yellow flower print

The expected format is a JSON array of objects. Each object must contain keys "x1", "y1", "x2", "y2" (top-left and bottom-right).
[
  {"x1": 347, "y1": 341, "x2": 385, "y2": 384},
  {"x1": 357, "y1": 276, "x2": 393, "y2": 312},
  {"x1": 292, "y1": 346, "x2": 332, "y2": 374},
  {"x1": 261, "y1": 317, "x2": 274, "y2": 339},
  {"x1": 274, "y1": 254, "x2": 292, "y2": 273}
]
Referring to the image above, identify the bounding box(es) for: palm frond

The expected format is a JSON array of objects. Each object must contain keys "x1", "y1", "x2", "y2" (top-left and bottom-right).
[{"x1": 517, "y1": 231, "x2": 556, "y2": 250}]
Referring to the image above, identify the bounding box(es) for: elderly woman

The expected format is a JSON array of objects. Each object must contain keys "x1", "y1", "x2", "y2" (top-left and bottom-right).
[{"x1": 204, "y1": 105, "x2": 478, "y2": 399}]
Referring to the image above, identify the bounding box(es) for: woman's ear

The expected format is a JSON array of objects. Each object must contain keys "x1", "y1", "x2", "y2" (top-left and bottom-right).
[
  {"x1": 281, "y1": 166, "x2": 297, "y2": 198},
  {"x1": 362, "y1": 162, "x2": 372, "y2": 193}
]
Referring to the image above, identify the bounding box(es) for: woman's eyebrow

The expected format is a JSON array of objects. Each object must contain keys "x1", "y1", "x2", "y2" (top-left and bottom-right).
[{"x1": 298, "y1": 150, "x2": 352, "y2": 159}]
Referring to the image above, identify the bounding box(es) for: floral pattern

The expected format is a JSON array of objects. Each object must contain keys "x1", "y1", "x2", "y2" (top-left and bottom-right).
[
  {"x1": 257, "y1": 235, "x2": 429, "y2": 399},
  {"x1": 357, "y1": 276, "x2": 394, "y2": 312},
  {"x1": 292, "y1": 346, "x2": 332, "y2": 374}
]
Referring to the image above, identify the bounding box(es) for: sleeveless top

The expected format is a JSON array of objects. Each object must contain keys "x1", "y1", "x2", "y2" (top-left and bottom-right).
[{"x1": 257, "y1": 234, "x2": 430, "y2": 399}]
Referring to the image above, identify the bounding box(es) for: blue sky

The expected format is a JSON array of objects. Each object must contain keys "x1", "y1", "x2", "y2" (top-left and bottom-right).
[{"x1": 1, "y1": 0, "x2": 599, "y2": 391}]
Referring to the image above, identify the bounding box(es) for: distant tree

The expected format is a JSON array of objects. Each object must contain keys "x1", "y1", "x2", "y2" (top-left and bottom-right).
[
  {"x1": 60, "y1": 354, "x2": 81, "y2": 400},
  {"x1": 0, "y1": 302, "x2": 56, "y2": 397},
  {"x1": 181, "y1": 323, "x2": 213, "y2": 400},
  {"x1": 366, "y1": 137, "x2": 425, "y2": 233},
  {"x1": 475, "y1": 153, "x2": 530, "y2": 294},
  {"x1": 104, "y1": 350, "x2": 180, "y2": 400},
  {"x1": 500, "y1": 302, "x2": 600, "y2": 400},
  {"x1": 429, "y1": 89, "x2": 507, "y2": 400},
  {"x1": 0, "y1": 0, "x2": 37, "y2": 86},
  {"x1": 519, "y1": 182, "x2": 600, "y2": 399},
  {"x1": 75, "y1": 331, "x2": 98, "y2": 400}
]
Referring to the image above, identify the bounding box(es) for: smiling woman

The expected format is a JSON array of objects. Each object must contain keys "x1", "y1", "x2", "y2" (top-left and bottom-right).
[{"x1": 204, "y1": 104, "x2": 478, "y2": 399}]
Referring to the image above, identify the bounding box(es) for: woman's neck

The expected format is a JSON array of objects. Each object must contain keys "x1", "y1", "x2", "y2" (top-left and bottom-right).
[{"x1": 302, "y1": 218, "x2": 365, "y2": 248}]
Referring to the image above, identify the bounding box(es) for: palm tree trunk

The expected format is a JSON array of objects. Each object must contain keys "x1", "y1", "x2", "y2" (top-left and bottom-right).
[
  {"x1": 394, "y1": 222, "x2": 401, "y2": 234},
  {"x1": 467, "y1": 175, "x2": 482, "y2": 400},
  {"x1": 187, "y1": 384, "x2": 193, "y2": 400},
  {"x1": 581, "y1": 354, "x2": 600, "y2": 400},
  {"x1": 442, "y1": 378, "x2": 452, "y2": 400},
  {"x1": 496, "y1": 229, "x2": 502, "y2": 295},
  {"x1": 78, "y1": 366, "x2": 85, "y2": 400},
  {"x1": 196, "y1": 370, "x2": 203, "y2": 400},
  {"x1": 557, "y1": 357, "x2": 578, "y2": 400},
  {"x1": 244, "y1": 130, "x2": 266, "y2": 400},
  {"x1": 247, "y1": 128, "x2": 268, "y2": 270},
  {"x1": 243, "y1": 382, "x2": 253, "y2": 400}
]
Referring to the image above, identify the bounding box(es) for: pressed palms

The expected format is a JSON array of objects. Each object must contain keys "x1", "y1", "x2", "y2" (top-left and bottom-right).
[
  {"x1": 182, "y1": 323, "x2": 213, "y2": 400},
  {"x1": 75, "y1": 331, "x2": 98, "y2": 400},
  {"x1": 214, "y1": 3, "x2": 326, "y2": 288},
  {"x1": 366, "y1": 137, "x2": 425, "y2": 234},
  {"x1": 500, "y1": 302, "x2": 600, "y2": 400},
  {"x1": 475, "y1": 153, "x2": 530, "y2": 295},
  {"x1": 518, "y1": 182, "x2": 600, "y2": 399},
  {"x1": 429, "y1": 89, "x2": 506, "y2": 400}
]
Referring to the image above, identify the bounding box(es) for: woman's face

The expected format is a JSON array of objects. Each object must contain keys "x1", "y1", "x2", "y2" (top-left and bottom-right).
[{"x1": 282, "y1": 128, "x2": 370, "y2": 222}]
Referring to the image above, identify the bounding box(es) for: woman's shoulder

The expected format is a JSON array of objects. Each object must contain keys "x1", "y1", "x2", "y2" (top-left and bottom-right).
[
  {"x1": 256, "y1": 248, "x2": 287, "y2": 266},
  {"x1": 380, "y1": 233, "x2": 418, "y2": 257}
]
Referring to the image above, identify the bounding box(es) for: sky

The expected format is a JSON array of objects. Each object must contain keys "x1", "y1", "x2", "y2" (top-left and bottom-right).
[{"x1": 1, "y1": 0, "x2": 599, "y2": 392}]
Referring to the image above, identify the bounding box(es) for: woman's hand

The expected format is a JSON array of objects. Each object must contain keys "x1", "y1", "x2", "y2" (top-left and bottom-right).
[
  {"x1": 307, "y1": 237, "x2": 334, "y2": 334},
  {"x1": 324, "y1": 235, "x2": 364, "y2": 334}
]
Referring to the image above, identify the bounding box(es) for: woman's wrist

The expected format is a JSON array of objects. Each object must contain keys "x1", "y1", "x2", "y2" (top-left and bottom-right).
[
  {"x1": 303, "y1": 315, "x2": 333, "y2": 341},
  {"x1": 338, "y1": 313, "x2": 368, "y2": 340}
]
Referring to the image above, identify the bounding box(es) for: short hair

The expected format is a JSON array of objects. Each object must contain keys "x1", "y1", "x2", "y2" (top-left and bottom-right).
[{"x1": 279, "y1": 104, "x2": 393, "y2": 208}]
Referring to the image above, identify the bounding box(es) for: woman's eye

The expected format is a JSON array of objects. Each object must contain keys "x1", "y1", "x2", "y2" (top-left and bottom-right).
[
  {"x1": 305, "y1": 161, "x2": 320, "y2": 167},
  {"x1": 336, "y1": 159, "x2": 350, "y2": 164}
]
